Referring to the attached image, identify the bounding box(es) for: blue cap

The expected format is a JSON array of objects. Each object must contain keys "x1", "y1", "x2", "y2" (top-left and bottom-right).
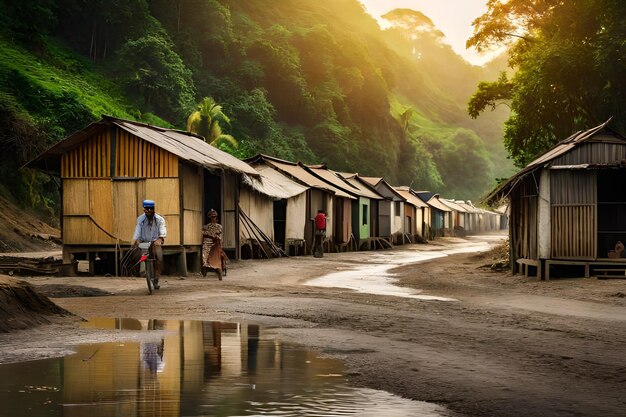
[{"x1": 143, "y1": 199, "x2": 155, "y2": 208}]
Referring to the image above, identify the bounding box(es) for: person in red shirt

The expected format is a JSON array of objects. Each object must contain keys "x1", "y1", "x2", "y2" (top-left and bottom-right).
[{"x1": 313, "y1": 209, "x2": 327, "y2": 258}]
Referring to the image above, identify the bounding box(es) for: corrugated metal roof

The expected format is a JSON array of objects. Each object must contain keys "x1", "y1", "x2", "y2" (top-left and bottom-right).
[
  {"x1": 425, "y1": 196, "x2": 452, "y2": 212},
  {"x1": 484, "y1": 118, "x2": 621, "y2": 204},
  {"x1": 454, "y1": 200, "x2": 483, "y2": 214},
  {"x1": 26, "y1": 116, "x2": 260, "y2": 177},
  {"x1": 414, "y1": 191, "x2": 436, "y2": 203},
  {"x1": 360, "y1": 176, "x2": 403, "y2": 200},
  {"x1": 440, "y1": 199, "x2": 468, "y2": 212},
  {"x1": 114, "y1": 119, "x2": 259, "y2": 176},
  {"x1": 393, "y1": 187, "x2": 429, "y2": 208},
  {"x1": 360, "y1": 176, "x2": 382, "y2": 187},
  {"x1": 306, "y1": 167, "x2": 382, "y2": 199},
  {"x1": 337, "y1": 173, "x2": 384, "y2": 200},
  {"x1": 250, "y1": 155, "x2": 355, "y2": 199},
  {"x1": 245, "y1": 164, "x2": 308, "y2": 199}
]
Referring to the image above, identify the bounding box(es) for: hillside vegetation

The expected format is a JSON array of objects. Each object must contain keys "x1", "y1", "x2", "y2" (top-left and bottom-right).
[{"x1": 0, "y1": 0, "x2": 513, "y2": 220}]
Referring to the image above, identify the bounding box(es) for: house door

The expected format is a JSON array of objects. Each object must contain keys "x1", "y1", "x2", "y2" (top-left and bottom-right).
[
  {"x1": 597, "y1": 170, "x2": 626, "y2": 258},
  {"x1": 273, "y1": 200, "x2": 287, "y2": 249}
]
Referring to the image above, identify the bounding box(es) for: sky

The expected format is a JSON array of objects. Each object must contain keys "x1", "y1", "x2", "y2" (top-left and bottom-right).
[{"x1": 358, "y1": 0, "x2": 500, "y2": 66}]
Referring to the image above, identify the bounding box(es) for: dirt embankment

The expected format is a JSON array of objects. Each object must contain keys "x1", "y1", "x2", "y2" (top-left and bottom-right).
[
  {"x1": 0, "y1": 276, "x2": 72, "y2": 332},
  {"x1": 0, "y1": 194, "x2": 61, "y2": 252}
]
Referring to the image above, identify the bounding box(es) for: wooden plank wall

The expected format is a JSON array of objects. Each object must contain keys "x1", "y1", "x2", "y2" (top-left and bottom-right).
[
  {"x1": 115, "y1": 129, "x2": 178, "y2": 178},
  {"x1": 222, "y1": 172, "x2": 237, "y2": 250},
  {"x1": 550, "y1": 170, "x2": 596, "y2": 259},
  {"x1": 511, "y1": 178, "x2": 538, "y2": 260},
  {"x1": 63, "y1": 179, "x2": 116, "y2": 244},
  {"x1": 61, "y1": 131, "x2": 110, "y2": 178},
  {"x1": 113, "y1": 180, "x2": 141, "y2": 242},
  {"x1": 552, "y1": 141, "x2": 626, "y2": 165},
  {"x1": 181, "y1": 164, "x2": 203, "y2": 245},
  {"x1": 61, "y1": 127, "x2": 182, "y2": 245},
  {"x1": 146, "y1": 178, "x2": 180, "y2": 246}
]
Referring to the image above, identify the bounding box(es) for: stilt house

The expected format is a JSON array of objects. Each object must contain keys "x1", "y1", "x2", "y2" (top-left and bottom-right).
[
  {"x1": 485, "y1": 119, "x2": 626, "y2": 279},
  {"x1": 27, "y1": 115, "x2": 260, "y2": 275}
]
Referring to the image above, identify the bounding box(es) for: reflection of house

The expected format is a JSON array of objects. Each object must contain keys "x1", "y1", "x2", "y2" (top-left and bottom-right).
[
  {"x1": 26, "y1": 116, "x2": 260, "y2": 275},
  {"x1": 64, "y1": 319, "x2": 182, "y2": 417},
  {"x1": 485, "y1": 119, "x2": 626, "y2": 279}
]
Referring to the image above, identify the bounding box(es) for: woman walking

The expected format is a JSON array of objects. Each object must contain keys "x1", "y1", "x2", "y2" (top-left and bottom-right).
[{"x1": 201, "y1": 209, "x2": 228, "y2": 280}]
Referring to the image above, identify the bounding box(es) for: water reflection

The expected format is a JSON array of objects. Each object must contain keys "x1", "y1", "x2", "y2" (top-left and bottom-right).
[{"x1": 0, "y1": 319, "x2": 457, "y2": 416}]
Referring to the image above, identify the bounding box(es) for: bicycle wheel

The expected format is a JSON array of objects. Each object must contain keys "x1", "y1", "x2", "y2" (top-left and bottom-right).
[{"x1": 145, "y1": 260, "x2": 154, "y2": 295}]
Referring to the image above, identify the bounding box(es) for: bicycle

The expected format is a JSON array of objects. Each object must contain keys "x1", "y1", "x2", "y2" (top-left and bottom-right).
[{"x1": 137, "y1": 242, "x2": 159, "y2": 294}]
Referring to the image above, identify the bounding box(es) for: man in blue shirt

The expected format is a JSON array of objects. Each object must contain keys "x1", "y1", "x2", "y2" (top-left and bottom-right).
[{"x1": 132, "y1": 199, "x2": 167, "y2": 287}]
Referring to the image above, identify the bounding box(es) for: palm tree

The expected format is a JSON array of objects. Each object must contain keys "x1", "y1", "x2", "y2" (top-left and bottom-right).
[{"x1": 187, "y1": 97, "x2": 237, "y2": 148}]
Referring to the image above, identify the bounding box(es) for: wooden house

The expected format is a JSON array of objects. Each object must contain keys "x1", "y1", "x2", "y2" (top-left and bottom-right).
[
  {"x1": 360, "y1": 177, "x2": 406, "y2": 244},
  {"x1": 240, "y1": 163, "x2": 308, "y2": 257},
  {"x1": 393, "y1": 186, "x2": 428, "y2": 242},
  {"x1": 27, "y1": 115, "x2": 260, "y2": 275},
  {"x1": 440, "y1": 198, "x2": 470, "y2": 236},
  {"x1": 244, "y1": 155, "x2": 355, "y2": 254},
  {"x1": 415, "y1": 192, "x2": 451, "y2": 239},
  {"x1": 305, "y1": 167, "x2": 383, "y2": 250},
  {"x1": 485, "y1": 119, "x2": 626, "y2": 279}
]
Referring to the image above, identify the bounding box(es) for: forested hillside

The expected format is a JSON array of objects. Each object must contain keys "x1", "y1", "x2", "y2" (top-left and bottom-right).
[{"x1": 0, "y1": 0, "x2": 513, "y2": 220}]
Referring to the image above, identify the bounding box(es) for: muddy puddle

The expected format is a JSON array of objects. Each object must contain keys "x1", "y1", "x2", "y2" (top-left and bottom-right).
[
  {"x1": 0, "y1": 318, "x2": 459, "y2": 416},
  {"x1": 306, "y1": 236, "x2": 500, "y2": 300}
]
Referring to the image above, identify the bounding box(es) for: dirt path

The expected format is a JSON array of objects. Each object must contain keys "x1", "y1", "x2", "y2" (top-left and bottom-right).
[{"x1": 2, "y1": 235, "x2": 626, "y2": 417}]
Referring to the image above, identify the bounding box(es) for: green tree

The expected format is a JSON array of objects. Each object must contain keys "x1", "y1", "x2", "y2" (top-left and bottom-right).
[
  {"x1": 467, "y1": 0, "x2": 626, "y2": 167},
  {"x1": 187, "y1": 97, "x2": 237, "y2": 148},
  {"x1": 116, "y1": 31, "x2": 195, "y2": 122}
]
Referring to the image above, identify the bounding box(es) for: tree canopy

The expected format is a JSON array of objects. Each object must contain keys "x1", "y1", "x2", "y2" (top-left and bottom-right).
[{"x1": 467, "y1": 0, "x2": 626, "y2": 167}]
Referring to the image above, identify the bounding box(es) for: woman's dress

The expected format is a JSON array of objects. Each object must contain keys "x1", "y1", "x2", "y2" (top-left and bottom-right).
[{"x1": 202, "y1": 223, "x2": 228, "y2": 273}]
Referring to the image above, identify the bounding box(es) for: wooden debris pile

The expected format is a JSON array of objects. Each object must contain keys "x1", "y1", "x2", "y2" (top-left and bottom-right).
[{"x1": 0, "y1": 253, "x2": 63, "y2": 276}]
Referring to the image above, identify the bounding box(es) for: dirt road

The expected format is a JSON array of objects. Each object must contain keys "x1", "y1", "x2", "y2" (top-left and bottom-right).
[{"x1": 2, "y1": 235, "x2": 626, "y2": 417}]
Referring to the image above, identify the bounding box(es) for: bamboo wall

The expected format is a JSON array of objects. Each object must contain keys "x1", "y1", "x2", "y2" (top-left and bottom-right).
[
  {"x1": 511, "y1": 178, "x2": 538, "y2": 260},
  {"x1": 550, "y1": 170, "x2": 596, "y2": 259},
  {"x1": 115, "y1": 129, "x2": 178, "y2": 177},
  {"x1": 61, "y1": 127, "x2": 181, "y2": 245},
  {"x1": 222, "y1": 172, "x2": 238, "y2": 250},
  {"x1": 180, "y1": 164, "x2": 202, "y2": 245},
  {"x1": 63, "y1": 178, "x2": 181, "y2": 245},
  {"x1": 285, "y1": 193, "x2": 306, "y2": 241},
  {"x1": 239, "y1": 187, "x2": 274, "y2": 241},
  {"x1": 337, "y1": 196, "x2": 350, "y2": 243},
  {"x1": 61, "y1": 128, "x2": 178, "y2": 178}
]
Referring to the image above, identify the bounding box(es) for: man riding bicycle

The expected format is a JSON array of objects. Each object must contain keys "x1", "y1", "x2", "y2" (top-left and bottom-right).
[{"x1": 132, "y1": 199, "x2": 167, "y2": 289}]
